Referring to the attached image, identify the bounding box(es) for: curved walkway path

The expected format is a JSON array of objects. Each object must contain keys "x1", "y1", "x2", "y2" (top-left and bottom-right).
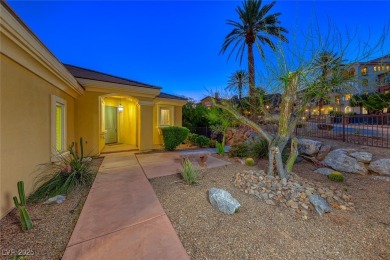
[{"x1": 62, "y1": 152, "x2": 189, "y2": 259}]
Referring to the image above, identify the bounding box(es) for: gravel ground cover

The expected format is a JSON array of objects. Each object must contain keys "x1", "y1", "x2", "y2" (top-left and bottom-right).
[
  {"x1": 151, "y1": 155, "x2": 390, "y2": 259},
  {"x1": 0, "y1": 158, "x2": 103, "y2": 260}
]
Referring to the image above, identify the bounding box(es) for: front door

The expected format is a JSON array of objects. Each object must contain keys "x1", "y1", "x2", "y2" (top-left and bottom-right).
[{"x1": 105, "y1": 106, "x2": 118, "y2": 144}]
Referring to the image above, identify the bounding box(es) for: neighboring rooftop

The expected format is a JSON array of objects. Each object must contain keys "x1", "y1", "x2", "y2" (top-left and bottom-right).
[{"x1": 64, "y1": 64, "x2": 161, "y2": 89}]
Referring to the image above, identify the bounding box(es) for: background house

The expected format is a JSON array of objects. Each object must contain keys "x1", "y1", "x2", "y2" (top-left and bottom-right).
[
  {"x1": 309, "y1": 54, "x2": 390, "y2": 115},
  {"x1": 0, "y1": 1, "x2": 186, "y2": 218}
]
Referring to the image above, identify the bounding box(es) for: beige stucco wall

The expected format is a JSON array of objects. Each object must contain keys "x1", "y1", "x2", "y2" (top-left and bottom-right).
[
  {"x1": 0, "y1": 54, "x2": 76, "y2": 218},
  {"x1": 138, "y1": 100, "x2": 155, "y2": 151},
  {"x1": 174, "y1": 105, "x2": 183, "y2": 126},
  {"x1": 75, "y1": 91, "x2": 103, "y2": 156}
]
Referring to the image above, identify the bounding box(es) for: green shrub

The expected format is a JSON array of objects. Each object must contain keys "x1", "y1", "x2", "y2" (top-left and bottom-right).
[
  {"x1": 229, "y1": 143, "x2": 249, "y2": 157},
  {"x1": 29, "y1": 138, "x2": 94, "y2": 202},
  {"x1": 328, "y1": 171, "x2": 345, "y2": 182},
  {"x1": 161, "y1": 126, "x2": 190, "y2": 151},
  {"x1": 181, "y1": 158, "x2": 198, "y2": 185},
  {"x1": 195, "y1": 135, "x2": 210, "y2": 147},
  {"x1": 209, "y1": 139, "x2": 217, "y2": 148},
  {"x1": 216, "y1": 141, "x2": 225, "y2": 155},
  {"x1": 249, "y1": 139, "x2": 268, "y2": 159},
  {"x1": 246, "y1": 158, "x2": 255, "y2": 166},
  {"x1": 187, "y1": 133, "x2": 199, "y2": 145}
]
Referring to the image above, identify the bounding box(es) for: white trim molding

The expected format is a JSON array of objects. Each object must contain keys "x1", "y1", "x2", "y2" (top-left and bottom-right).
[
  {"x1": 157, "y1": 104, "x2": 174, "y2": 127},
  {"x1": 51, "y1": 95, "x2": 67, "y2": 160}
]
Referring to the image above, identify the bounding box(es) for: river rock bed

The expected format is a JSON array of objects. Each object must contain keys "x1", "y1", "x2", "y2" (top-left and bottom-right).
[{"x1": 233, "y1": 170, "x2": 354, "y2": 219}]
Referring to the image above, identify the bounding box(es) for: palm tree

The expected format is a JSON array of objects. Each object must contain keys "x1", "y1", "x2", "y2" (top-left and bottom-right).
[
  {"x1": 226, "y1": 70, "x2": 248, "y2": 100},
  {"x1": 220, "y1": 0, "x2": 288, "y2": 108},
  {"x1": 313, "y1": 51, "x2": 343, "y2": 115}
]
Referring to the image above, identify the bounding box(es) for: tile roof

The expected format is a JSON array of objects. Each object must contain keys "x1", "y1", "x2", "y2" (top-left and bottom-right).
[
  {"x1": 158, "y1": 92, "x2": 187, "y2": 101},
  {"x1": 63, "y1": 64, "x2": 161, "y2": 89}
]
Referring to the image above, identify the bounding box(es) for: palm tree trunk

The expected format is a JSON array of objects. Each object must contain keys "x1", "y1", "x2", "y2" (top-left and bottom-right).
[{"x1": 247, "y1": 43, "x2": 256, "y2": 109}]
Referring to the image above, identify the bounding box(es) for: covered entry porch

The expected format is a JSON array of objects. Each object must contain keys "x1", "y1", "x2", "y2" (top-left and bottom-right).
[{"x1": 99, "y1": 95, "x2": 138, "y2": 153}]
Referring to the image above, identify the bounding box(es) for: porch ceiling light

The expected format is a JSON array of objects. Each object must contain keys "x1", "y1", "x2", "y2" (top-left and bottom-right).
[{"x1": 118, "y1": 98, "x2": 124, "y2": 112}]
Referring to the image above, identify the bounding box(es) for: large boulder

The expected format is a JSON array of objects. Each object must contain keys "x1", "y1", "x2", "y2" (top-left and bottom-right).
[
  {"x1": 309, "y1": 195, "x2": 332, "y2": 216},
  {"x1": 323, "y1": 149, "x2": 368, "y2": 175},
  {"x1": 349, "y1": 152, "x2": 373, "y2": 163},
  {"x1": 316, "y1": 145, "x2": 331, "y2": 161},
  {"x1": 244, "y1": 130, "x2": 262, "y2": 145},
  {"x1": 225, "y1": 126, "x2": 262, "y2": 145},
  {"x1": 208, "y1": 188, "x2": 241, "y2": 214},
  {"x1": 368, "y1": 159, "x2": 390, "y2": 176},
  {"x1": 298, "y1": 139, "x2": 322, "y2": 156}
]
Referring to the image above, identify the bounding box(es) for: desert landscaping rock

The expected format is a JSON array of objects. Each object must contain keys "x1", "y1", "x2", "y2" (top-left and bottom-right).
[
  {"x1": 295, "y1": 156, "x2": 304, "y2": 163},
  {"x1": 225, "y1": 126, "x2": 261, "y2": 145},
  {"x1": 233, "y1": 170, "x2": 353, "y2": 217},
  {"x1": 298, "y1": 139, "x2": 322, "y2": 156},
  {"x1": 43, "y1": 195, "x2": 66, "y2": 205},
  {"x1": 208, "y1": 188, "x2": 241, "y2": 214},
  {"x1": 349, "y1": 151, "x2": 373, "y2": 163},
  {"x1": 371, "y1": 176, "x2": 390, "y2": 181},
  {"x1": 323, "y1": 149, "x2": 368, "y2": 175},
  {"x1": 309, "y1": 195, "x2": 332, "y2": 216},
  {"x1": 368, "y1": 159, "x2": 390, "y2": 176},
  {"x1": 314, "y1": 168, "x2": 334, "y2": 176},
  {"x1": 151, "y1": 153, "x2": 390, "y2": 259},
  {"x1": 316, "y1": 145, "x2": 331, "y2": 160}
]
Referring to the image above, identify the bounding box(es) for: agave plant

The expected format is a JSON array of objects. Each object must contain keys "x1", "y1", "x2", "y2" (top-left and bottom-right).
[{"x1": 29, "y1": 137, "x2": 93, "y2": 202}]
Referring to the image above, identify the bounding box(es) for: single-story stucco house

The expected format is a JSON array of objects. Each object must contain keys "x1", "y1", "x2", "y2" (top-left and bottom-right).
[{"x1": 0, "y1": 1, "x2": 186, "y2": 218}]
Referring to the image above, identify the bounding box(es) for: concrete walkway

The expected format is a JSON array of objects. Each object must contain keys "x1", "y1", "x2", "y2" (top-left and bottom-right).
[
  {"x1": 136, "y1": 151, "x2": 230, "y2": 179},
  {"x1": 62, "y1": 152, "x2": 189, "y2": 259}
]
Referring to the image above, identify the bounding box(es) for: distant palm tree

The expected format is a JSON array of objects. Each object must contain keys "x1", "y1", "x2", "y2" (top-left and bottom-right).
[
  {"x1": 220, "y1": 0, "x2": 288, "y2": 108},
  {"x1": 226, "y1": 70, "x2": 248, "y2": 100},
  {"x1": 314, "y1": 51, "x2": 343, "y2": 115}
]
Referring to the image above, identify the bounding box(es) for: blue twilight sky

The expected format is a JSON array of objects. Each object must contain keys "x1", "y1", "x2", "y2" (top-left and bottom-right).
[{"x1": 7, "y1": 0, "x2": 390, "y2": 101}]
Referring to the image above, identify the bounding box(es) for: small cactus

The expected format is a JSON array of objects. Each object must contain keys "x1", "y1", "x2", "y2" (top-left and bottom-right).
[
  {"x1": 328, "y1": 171, "x2": 344, "y2": 182},
  {"x1": 13, "y1": 181, "x2": 33, "y2": 231},
  {"x1": 246, "y1": 158, "x2": 255, "y2": 166}
]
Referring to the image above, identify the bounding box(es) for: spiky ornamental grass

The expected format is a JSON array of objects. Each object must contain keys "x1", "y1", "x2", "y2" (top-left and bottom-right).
[
  {"x1": 181, "y1": 158, "x2": 198, "y2": 185},
  {"x1": 28, "y1": 138, "x2": 94, "y2": 203}
]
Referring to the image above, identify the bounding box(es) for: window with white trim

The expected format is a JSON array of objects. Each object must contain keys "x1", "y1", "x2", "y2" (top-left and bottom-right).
[
  {"x1": 51, "y1": 95, "x2": 67, "y2": 153},
  {"x1": 158, "y1": 106, "x2": 174, "y2": 126}
]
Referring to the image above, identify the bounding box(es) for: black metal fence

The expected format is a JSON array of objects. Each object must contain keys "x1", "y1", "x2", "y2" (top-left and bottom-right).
[
  {"x1": 296, "y1": 114, "x2": 390, "y2": 148},
  {"x1": 186, "y1": 126, "x2": 213, "y2": 138},
  {"x1": 186, "y1": 114, "x2": 390, "y2": 148}
]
